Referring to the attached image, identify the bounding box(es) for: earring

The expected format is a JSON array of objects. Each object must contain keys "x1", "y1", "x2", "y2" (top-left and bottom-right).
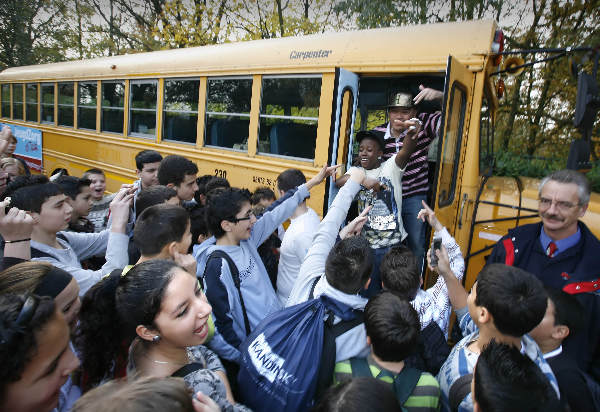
[{"x1": 152, "y1": 335, "x2": 161, "y2": 343}]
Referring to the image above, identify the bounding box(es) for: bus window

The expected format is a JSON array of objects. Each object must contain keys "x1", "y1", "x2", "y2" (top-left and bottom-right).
[
  {"x1": 479, "y1": 93, "x2": 493, "y2": 175},
  {"x1": 258, "y1": 75, "x2": 321, "y2": 160},
  {"x1": 58, "y1": 82, "x2": 74, "y2": 127},
  {"x1": 205, "y1": 77, "x2": 252, "y2": 150},
  {"x1": 438, "y1": 82, "x2": 467, "y2": 207},
  {"x1": 78, "y1": 82, "x2": 97, "y2": 130},
  {"x1": 1, "y1": 84, "x2": 10, "y2": 118},
  {"x1": 41, "y1": 83, "x2": 54, "y2": 123},
  {"x1": 12, "y1": 84, "x2": 23, "y2": 120},
  {"x1": 26, "y1": 83, "x2": 38, "y2": 122},
  {"x1": 163, "y1": 78, "x2": 200, "y2": 144},
  {"x1": 101, "y1": 81, "x2": 124, "y2": 133},
  {"x1": 129, "y1": 80, "x2": 157, "y2": 138}
]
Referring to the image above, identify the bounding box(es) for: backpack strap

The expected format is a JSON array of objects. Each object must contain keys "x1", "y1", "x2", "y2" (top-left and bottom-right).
[
  {"x1": 171, "y1": 362, "x2": 205, "y2": 378},
  {"x1": 30, "y1": 233, "x2": 69, "y2": 259},
  {"x1": 206, "y1": 250, "x2": 251, "y2": 336},
  {"x1": 393, "y1": 367, "x2": 422, "y2": 407},
  {"x1": 448, "y1": 373, "x2": 473, "y2": 412},
  {"x1": 349, "y1": 357, "x2": 372, "y2": 377},
  {"x1": 330, "y1": 311, "x2": 364, "y2": 337},
  {"x1": 315, "y1": 311, "x2": 365, "y2": 400}
]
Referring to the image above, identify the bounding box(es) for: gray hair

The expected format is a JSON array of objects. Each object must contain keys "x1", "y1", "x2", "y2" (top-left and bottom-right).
[{"x1": 538, "y1": 169, "x2": 590, "y2": 205}]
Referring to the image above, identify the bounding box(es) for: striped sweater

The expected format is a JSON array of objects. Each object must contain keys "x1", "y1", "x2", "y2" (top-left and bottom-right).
[
  {"x1": 334, "y1": 355, "x2": 441, "y2": 411},
  {"x1": 372, "y1": 111, "x2": 441, "y2": 198}
]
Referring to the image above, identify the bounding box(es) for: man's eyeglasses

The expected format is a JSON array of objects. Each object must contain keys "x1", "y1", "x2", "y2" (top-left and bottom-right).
[
  {"x1": 228, "y1": 210, "x2": 255, "y2": 223},
  {"x1": 539, "y1": 197, "x2": 580, "y2": 211}
]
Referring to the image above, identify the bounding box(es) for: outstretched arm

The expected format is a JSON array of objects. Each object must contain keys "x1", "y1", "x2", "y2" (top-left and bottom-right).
[
  {"x1": 394, "y1": 119, "x2": 421, "y2": 169},
  {"x1": 286, "y1": 168, "x2": 366, "y2": 305}
]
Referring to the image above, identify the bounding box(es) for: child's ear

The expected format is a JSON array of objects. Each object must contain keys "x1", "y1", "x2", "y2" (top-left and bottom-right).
[
  {"x1": 136, "y1": 324, "x2": 159, "y2": 342},
  {"x1": 220, "y1": 220, "x2": 233, "y2": 233},
  {"x1": 478, "y1": 306, "x2": 492, "y2": 325},
  {"x1": 366, "y1": 335, "x2": 371, "y2": 346},
  {"x1": 552, "y1": 325, "x2": 570, "y2": 341}
]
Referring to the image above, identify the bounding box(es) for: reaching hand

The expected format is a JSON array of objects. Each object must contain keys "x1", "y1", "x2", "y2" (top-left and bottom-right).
[
  {"x1": 307, "y1": 164, "x2": 341, "y2": 190},
  {"x1": 192, "y1": 392, "x2": 221, "y2": 412},
  {"x1": 340, "y1": 205, "x2": 371, "y2": 239},
  {"x1": 362, "y1": 177, "x2": 381, "y2": 192},
  {"x1": 413, "y1": 84, "x2": 443, "y2": 105},
  {"x1": 173, "y1": 250, "x2": 198, "y2": 275},
  {"x1": 426, "y1": 244, "x2": 451, "y2": 278},
  {"x1": 417, "y1": 200, "x2": 443, "y2": 231},
  {"x1": 108, "y1": 188, "x2": 135, "y2": 231}
]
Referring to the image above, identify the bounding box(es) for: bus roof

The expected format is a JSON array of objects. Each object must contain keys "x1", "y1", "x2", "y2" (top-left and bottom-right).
[{"x1": 0, "y1": 20, "x2": 497, "y2": 81}]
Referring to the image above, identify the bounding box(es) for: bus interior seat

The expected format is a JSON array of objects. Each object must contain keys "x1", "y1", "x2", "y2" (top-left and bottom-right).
[
  {"x1": 269, "y1": 122, "x2": 316, "y2": 159},
  {"x1": 164, "y1": 115, "x2": 196, "y2": 143},
  {"x1": 209, "y1": 118, "x2": 249, "y2": 148}
]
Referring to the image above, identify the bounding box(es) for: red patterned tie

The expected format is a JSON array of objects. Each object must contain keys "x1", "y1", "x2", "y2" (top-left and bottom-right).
[{"x1": 546, "y1": 241, "x2": 557, "y2": 258}]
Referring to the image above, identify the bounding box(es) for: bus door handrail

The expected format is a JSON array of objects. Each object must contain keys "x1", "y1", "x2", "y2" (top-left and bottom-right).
[{"x1": 463, "y1": 174, "x2": 537, "y2": 283}]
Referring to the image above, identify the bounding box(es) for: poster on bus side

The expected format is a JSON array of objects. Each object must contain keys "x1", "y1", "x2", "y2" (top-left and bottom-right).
[{"x1": 0, "y1": 123, "x2": 43, "y2": 172}]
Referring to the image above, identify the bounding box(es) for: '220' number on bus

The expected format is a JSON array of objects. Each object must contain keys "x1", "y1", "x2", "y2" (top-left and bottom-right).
[{"x1": 214, "y1": 169, "x2": 227, "y2": 179}]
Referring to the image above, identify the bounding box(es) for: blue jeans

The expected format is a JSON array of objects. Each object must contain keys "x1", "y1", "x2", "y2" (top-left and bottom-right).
[
  {"x1": 360, "y1": 246, "x2": 389, "y2": 299},
  {"x1": 402, "y1": 194, "x2": 427, "y2": 273}
]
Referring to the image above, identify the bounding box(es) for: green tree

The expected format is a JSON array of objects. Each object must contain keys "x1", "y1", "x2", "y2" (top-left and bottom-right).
[{"x1": 0, "y1": 0, "x2": 71, "y2": 69}]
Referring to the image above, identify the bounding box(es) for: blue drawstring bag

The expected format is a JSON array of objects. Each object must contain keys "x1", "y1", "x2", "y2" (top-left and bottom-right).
[{"x1": 237, "y1": 295, "x2": 348, "y2": 412}]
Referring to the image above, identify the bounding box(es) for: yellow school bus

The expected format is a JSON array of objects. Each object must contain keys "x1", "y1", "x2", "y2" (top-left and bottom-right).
[{"x1": 0, "y1": 19, "x2": 598, "y2": 290}]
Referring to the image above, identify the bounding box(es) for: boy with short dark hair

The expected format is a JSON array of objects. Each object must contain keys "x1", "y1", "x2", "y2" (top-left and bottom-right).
[
  {"x1": 436, "y1": 262, "x2": 560, "y2": 411},
  {"x1": 55, "y1": 176, "x2": 94, "y2": 233},
  {"x1": 134, "y1": 150, "x2": 162, "y2": 191},
  {"x1": 529, "y1": 287, "x2": 595, "y2": 410},
  {"x1": 194, "y1": 174, "x2": 215, "y2": 205},
  {"x1": 133, "y1": 203, "x2": 193, "y2": 271},
  {"x1": 334, "y1": 291, "x2": 441, "y2": 411},
  {"x1": 157, "y1": 155, "x2": 199, "y2": 203},
  {"x1": 250, "y1": 187, "x2": 276, "y2": 207},
  {"x1": 5, "y1": 175, "x2": 132, "y2": 295},
  {"x1": 197, "y1": 165, "x2": 337, "y2": 362},
  {"x1": 473, "y1": 340, "x2": 559, "y2": 412},
  {"x1": 135, "y1": 185, "x2": 179, "y2": 220}
]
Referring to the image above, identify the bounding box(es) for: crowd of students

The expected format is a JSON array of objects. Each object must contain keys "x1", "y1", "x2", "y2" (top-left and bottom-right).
[{"x1": 0, "y1": 85, "x2": 598, "y2": 412}]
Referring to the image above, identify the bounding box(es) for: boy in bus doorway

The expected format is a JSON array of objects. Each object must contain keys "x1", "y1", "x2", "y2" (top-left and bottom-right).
[
  {"x1": 372, "y1": 86, "x2": 443, "y2": 272},
  {"x1": 335, "y1": 127, "x2": 420, "y2": 298}
]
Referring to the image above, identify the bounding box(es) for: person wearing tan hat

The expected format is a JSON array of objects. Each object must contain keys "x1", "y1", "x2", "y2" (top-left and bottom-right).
[{"x1": 371, "y1": 85, "x2": 443, "y2": 272}]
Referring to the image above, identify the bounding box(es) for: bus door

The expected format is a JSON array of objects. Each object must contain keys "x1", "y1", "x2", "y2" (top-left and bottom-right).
[
  {"x1": 430, "y1": 56, "x2": 474, "y2": 267},
  {"x1": 326, "y1": 68, "x2": 359, "y2": 208}
]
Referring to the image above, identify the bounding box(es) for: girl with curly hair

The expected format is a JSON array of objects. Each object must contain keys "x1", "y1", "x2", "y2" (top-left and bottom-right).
[{"x1": 75, "y1": 259, "x2": 249, "y2": 411}]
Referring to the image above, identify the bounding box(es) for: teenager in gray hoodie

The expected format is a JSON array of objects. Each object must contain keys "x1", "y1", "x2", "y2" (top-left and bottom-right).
[{"x1": 197, "y1": 165, "x2": 337, "y2": 362}]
